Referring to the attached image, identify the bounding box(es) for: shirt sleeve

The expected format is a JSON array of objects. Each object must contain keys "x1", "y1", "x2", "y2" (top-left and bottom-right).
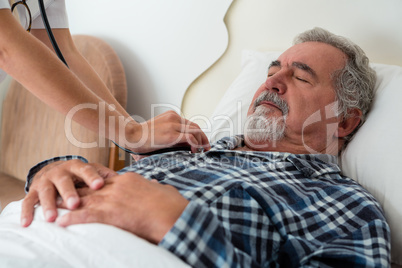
[
  {"x1": 159, "y1": 200, "x2": 390, "y2": 268},
  {"x1": 25, "y1": 155, "x2": 88, "y2": 192},
  {"x1": 159, "y1": 201, "x2": 261, "y2": 268},
  {"x1": 31, "y1": 0, "x2": 69, "y2": 29},
  {"x1": 0, "y1": 0, "x2": 10, "y2": 9}
]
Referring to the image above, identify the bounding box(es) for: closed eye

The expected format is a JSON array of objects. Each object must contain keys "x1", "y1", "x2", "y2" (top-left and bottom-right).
[{"x1": 296, "y1": 77, "x2": 309, "y2": 83}]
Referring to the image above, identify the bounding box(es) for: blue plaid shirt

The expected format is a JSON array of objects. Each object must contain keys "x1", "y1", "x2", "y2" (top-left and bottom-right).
[{"x1": 27, "y1": 136, "x2": 390, "y2": 267}]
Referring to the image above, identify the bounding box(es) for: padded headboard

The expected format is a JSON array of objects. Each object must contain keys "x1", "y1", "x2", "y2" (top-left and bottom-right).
[{"x1": 182, "y1": 0, "x2": 402, "y2": 120}]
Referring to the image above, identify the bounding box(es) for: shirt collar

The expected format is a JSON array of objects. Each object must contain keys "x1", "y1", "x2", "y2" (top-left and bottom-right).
[{"x1": 212, "y1": 135, "x2": 341, "y2": 178}]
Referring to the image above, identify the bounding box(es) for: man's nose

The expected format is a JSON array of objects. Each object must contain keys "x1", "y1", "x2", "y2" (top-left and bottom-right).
[{"x1": 264, "y1": 73, "x2": 287, "y2": 95}]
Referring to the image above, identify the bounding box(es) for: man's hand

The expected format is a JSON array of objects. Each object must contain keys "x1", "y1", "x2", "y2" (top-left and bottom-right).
[
  {"x1": 21, "y1": 160, "x2": 117, "y2": 227},
  {"x1": 56, "y1": 173, "x2": 189, "y2": 244}
]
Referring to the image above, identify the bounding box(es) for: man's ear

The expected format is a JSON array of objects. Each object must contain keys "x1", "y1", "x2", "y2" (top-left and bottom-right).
[{"x1": 336, "y1": 109, "x2": 362, "y2": 138}]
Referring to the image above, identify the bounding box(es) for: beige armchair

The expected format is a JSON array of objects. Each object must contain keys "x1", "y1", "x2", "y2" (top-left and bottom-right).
[{"x1": 0, "y1": 35, "x2": 127, "y2": 210}]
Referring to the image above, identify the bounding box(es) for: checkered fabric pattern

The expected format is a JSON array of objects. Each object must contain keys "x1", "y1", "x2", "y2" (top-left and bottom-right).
[{"x1": 27, "y1": 136, "x2": 390, "y2": 267}]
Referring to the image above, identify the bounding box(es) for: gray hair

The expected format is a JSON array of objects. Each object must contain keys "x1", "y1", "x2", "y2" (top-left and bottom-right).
[{"x1": 294, "y1": 27, "x2": 376, "y2": 142}]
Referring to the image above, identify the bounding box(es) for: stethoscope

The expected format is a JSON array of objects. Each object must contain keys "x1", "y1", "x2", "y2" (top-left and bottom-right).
[{"x1": 37, "y1": 0, "x2": 192, "y2": 156}]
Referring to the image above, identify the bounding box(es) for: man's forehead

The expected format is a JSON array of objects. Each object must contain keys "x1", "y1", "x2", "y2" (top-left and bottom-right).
[{"x1": 273, "y1": 42, "x2": 347, "y2": 74}]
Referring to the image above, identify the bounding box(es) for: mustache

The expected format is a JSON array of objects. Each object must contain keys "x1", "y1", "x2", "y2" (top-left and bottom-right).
[{"x1": 253, "y1": 91, "x2": 289, "y2": 115}]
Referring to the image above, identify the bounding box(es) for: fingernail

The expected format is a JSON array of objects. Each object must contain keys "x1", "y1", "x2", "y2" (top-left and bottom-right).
[
  {"x1": 67, "y1": 197, "x2": 79, "y2": 209},
  {"x1": 21, "y1": 218, "x2": 28, "y2": 227},
  {"x1": 56, "y1": 216, "x2": 67, "y2": 227},
  {"x1": 91, "y1": 178, "x2": 103, "y2": 189},
  {"x1": 45, "y1": 210, "x2": 56, "y2": 221}
]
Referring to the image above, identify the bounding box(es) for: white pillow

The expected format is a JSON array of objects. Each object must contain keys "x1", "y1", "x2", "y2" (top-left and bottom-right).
[
  {"x1": 341, "y1": 63, "x2": 402, "y2": 264},
  {"x1": 209, "y1": 49, "x2": 402, "y2": 264}
]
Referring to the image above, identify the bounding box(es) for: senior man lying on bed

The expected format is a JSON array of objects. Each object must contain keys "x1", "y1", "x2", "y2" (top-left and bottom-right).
[{"x1": 19, "y1": 28, "x2": 390, "y2": 267}]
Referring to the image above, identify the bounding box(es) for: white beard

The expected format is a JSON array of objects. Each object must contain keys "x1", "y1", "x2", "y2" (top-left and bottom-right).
[{"x1": 244, "y1": 105, "x2": 286, "y2": 143}]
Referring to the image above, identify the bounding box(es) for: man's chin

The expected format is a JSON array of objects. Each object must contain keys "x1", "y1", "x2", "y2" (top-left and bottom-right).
[
  {"x1": 253, "y1": 105, "x2": 283, "y2": 117},
  {"x1": 243, "y1": 133, "x2": 284, "y2": 150}
]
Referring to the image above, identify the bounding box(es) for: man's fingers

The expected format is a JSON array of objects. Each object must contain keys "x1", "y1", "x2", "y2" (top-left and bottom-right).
[
  {"x1": 56, "y1": 211, "x2": 81, "y2": 227},
  {"x1": 92, "y1": 163, "x2": 118, "y2": 180},
  {"x1": 52, "y1": 175, "x2": 80, "y2": 210},
  {"x1": 20, "y1": 192, "x2": 39, "y2": 227},
  {"x1": 21, "y1": 160, "x2": 116, "y2": 228},
  {"x1": 56, "y1": 208, "x2": 104, "y2": 227},
  {"x1": 37, "y1": 184, "x2": 58, "y2": 222},
  {"x1": 56, "y1": 185, "x2": 96, "y2": 209},
  {"x1": 68, "y1": 161, "x2": 105, "y2": 190}
]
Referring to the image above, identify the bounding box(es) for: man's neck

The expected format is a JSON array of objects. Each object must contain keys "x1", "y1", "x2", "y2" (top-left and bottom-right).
[{"x1": 234, "y1": 138, "x2": 343, "y2": 156}]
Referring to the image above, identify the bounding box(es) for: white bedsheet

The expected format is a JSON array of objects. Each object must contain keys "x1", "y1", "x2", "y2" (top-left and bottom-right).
[{"x1": 0, "y1": 200, "x2": 190, "y2": 268}]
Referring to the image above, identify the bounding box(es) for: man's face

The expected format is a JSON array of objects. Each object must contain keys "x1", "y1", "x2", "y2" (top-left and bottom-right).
[{"x1": 245, "y1": 41, "x2": 348, "y2": 154}]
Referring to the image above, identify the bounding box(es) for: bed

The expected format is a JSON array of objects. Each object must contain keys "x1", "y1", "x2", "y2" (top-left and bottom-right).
[
  {"x1": 0, "y1": 0, "x2": 401, "y2": 267},
  {"x1": 183, "y1": 1, "x2": 402, "y2": 266}
]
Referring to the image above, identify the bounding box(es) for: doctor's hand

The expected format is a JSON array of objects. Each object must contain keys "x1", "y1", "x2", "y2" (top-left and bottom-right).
[
  {"x1": 56, "y1": 172, "x2": 189, "y2": 244},
  {"x1": 123, "y1": 111, "x2": 210, "y2": 159},
  {"x1": 21, "y1": 160, "x2": 117, "y2": 227}
]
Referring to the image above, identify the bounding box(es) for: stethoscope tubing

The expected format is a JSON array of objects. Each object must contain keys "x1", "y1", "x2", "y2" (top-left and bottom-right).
[{"x1": 38, "y1": 0, "x2": 68, "y2": 67}]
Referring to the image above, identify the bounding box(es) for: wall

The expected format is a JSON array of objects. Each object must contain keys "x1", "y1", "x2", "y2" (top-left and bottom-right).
[{"x1": 66, "y1": 0, "x2": 232, "y2": 121}]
